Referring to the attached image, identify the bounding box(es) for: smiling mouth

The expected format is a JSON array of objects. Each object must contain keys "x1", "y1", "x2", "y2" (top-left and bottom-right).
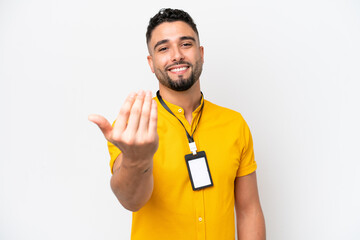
[{"x1": 169, "y1": 66, "x2": 189, "y2": 73}]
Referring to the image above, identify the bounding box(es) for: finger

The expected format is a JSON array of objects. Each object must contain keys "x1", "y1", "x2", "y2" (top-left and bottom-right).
[
  {"x1": 113, "y1": 92, "x2": 137, "y2": 133},
  {"x1": 148, "y1": 99, "x2": 158, "y2": 136},
  {"x1": 126, "y1": 90, "x2": 146, "y2": 134},
  {"x1": 88, "y1": 114, "x2": 113, "y2": 140},
  {"x1": 138, "y1": 91, "x2": 152, "y2": 132}
]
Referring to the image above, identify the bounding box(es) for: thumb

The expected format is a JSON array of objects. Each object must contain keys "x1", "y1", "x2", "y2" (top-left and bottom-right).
[{"x1": 88, "y1": 114, "x2": 112, "y2": 140}]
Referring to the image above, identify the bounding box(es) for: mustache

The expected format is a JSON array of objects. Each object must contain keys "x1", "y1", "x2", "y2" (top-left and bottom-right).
[{"x1": 165, "y1": 61, "x2": 192, "y2": 71}]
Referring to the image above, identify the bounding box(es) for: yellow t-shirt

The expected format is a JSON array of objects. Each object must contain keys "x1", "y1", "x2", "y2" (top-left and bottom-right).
[{"x1": 108, "y1": 97, "x2": 257, "y2": 240}]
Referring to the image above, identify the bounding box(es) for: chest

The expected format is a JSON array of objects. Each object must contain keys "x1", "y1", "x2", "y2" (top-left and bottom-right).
[{"x1": 153, "y1": 118, "x2": 242, "y2": 189}]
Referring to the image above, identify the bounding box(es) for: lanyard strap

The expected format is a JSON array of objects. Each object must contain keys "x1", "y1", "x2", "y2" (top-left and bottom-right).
[{"x1": 156, "y1": 90, "x2": 204, "y2": 154}]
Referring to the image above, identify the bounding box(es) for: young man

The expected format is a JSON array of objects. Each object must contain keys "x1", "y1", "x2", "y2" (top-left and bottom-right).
[{"x1": 89, "y1": 8, "x2": 265, "y2": 240}]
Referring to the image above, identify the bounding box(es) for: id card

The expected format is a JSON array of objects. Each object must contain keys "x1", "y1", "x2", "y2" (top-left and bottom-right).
[{"x1": 185, "y1": 151, "x2": 213, "y2": 191}]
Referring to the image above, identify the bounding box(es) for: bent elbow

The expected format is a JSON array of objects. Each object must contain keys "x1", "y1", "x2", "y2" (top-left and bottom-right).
[{"x1": 123, "y1": 204, "x2": 142, "y2": 212}]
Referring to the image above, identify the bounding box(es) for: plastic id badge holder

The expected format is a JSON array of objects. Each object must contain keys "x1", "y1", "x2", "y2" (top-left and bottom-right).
[{"x1": 185, "y1": 151, "x2": 214, "y2": 191}]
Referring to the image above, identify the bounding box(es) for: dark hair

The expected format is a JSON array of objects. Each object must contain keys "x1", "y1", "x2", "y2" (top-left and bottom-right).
[{"x1": 146, "y1": 8, "x2": 199, "y2": 44}]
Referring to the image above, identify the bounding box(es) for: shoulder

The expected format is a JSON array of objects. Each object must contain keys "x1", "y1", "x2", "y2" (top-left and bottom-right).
[{"x1": 204, "y1": 99, "x2": 247, "y2": 125}]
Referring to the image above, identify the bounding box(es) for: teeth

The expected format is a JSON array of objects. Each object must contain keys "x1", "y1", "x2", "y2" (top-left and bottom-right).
[{"x1": 170, "y1": 67, "x2": 187, "y2": 72}]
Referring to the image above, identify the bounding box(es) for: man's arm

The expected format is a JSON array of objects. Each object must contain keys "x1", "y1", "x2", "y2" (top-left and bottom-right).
[
  {"x1": 89, "y1": 90, "x2": 158, "y2": 211},
  {"x1": 235, "y1": 171, "x2": 266, "y2": 240},
  {"x1": 109, "y1": 153, "x2": 153, "y2": 211}
]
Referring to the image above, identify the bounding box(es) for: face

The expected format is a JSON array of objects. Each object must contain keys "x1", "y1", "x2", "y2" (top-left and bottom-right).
[{"x1": 147, "y1": 21, "x2": 204, "y2": 91}]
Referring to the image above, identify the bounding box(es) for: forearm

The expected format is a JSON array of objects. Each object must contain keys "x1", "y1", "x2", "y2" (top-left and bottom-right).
[
  {"x1": 237, "y1": 207, "x2": 266, "y2": 240},
  {"x1": 89, "y1": 91, "x2": 158, "y2": 211},
  {"x1": 110, "y1": 156, "x2": 154, "y2": 212}
]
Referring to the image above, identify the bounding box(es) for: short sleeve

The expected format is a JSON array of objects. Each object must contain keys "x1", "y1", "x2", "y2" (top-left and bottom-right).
[
  {"x1": 107, "y1": 120, "x2": 122, "y2": 174},
  {"x1": 108, "y1": 141, "x2": 121, "y2": 174},
  {"x1": 236, "y1": 120, "x2": 257, "y2": 177}
]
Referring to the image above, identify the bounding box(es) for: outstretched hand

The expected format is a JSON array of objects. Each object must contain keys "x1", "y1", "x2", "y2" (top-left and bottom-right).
[{"x1": 88, "y1": 90, "x2": 159, "y2": 161}]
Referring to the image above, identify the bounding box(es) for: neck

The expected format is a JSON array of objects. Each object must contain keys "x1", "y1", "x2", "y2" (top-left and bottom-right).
[{"x1": 159, "y1": 81, "x2": 202, "y2": 123}]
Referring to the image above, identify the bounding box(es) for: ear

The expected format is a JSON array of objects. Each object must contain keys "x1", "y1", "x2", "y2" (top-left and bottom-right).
[
  {"x1": 199, "y1": 46, "x2": 204, "y2": 63},
  {"x1": 147, "y1": 55, "x2": 155, "y2": 73}
]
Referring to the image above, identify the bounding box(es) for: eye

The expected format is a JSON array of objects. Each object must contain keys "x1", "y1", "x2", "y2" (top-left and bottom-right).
[
  {"x1": 158, "y1": 47, "x2": 168, "y2": 52},
  {"x1": 182, "y1": 42, "x2": 193, "y2": 47}
]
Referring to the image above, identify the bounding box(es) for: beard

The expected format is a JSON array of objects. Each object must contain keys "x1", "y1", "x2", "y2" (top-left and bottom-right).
[{"x1": 154, "y1": 58, "x2": 203, "y2": 91}]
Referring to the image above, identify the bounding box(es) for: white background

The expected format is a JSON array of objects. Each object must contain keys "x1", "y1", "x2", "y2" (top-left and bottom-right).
[{"x1": 1, "y1": 0, "x2": 360, "y2": 239}]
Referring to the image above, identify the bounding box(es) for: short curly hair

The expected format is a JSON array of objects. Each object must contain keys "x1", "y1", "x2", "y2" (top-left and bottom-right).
[{"x1": 146, "y1": 8, "x2": 199, "y2": 44}]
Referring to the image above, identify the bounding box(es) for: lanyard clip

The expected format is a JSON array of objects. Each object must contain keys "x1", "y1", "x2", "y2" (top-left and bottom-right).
[{"x1": 189, "y1": 142, "x2": 197, "y2": 155}]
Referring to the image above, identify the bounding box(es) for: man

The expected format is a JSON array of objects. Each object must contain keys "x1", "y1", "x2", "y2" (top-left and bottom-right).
[{"x1": 89, "y1": 8, "x2": 265, "y2": 240}]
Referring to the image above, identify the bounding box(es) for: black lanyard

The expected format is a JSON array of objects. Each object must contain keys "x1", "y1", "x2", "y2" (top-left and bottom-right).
[{"x1": 156, "y1": 90, "x2": 204, "y2": 154}]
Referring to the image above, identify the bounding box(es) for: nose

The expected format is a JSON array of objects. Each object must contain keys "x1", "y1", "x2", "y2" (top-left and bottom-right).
[{"x1": 171, "y1": 46, "x2": 184, "y2": 62}]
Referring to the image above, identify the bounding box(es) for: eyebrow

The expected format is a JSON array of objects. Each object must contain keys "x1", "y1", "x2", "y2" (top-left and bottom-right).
[
  {"x1": 154, "y1": 39, "x2": 169, "y2": 51},
  {"x1": 180, "y1": 36, "x2": 196, "y2": 42},
  {"x1": 153, "y1": 36, "x2": 197, "y2": 51}
]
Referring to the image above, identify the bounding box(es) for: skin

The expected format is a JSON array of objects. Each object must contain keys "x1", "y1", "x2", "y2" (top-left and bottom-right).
[
  {"x1": 147, "y1": 21, "x2": 205, "y2": 123},
  {"x1": 88, "y1": 90, "x2": 158, "y2": 211},
  {"x1": 89, "y1": 20, "x2": 265, "y2": 239},
  {"x1": 235, "y1": 172, "x2": 266, "y2": 239}
]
